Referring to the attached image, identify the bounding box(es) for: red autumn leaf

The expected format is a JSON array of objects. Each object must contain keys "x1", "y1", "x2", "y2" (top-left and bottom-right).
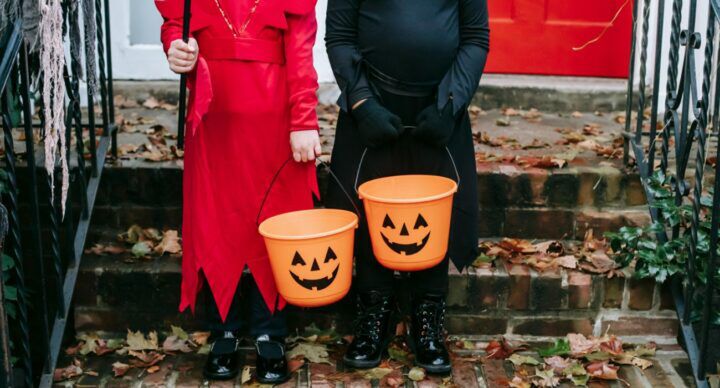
[
  {"x1": 288, "y1": 358, "x2": 305, "y2": 373},
  {"x1": 128, "y1": 350, "x2": 165, "y2": 368},
  {"x1": 599, "y1": 336, "x2": 624, "y2": 356},
  {"x1": 484, "y1": 338, "x2": 528, "y2": 360},
  {"x1": 586, "y1": 360, "x2": 619, "y2": 380}
]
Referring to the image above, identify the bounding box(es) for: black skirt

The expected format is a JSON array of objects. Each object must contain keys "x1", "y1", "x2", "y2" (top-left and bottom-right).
[{"x1": 324, "y1": 87, "x2": 479, "y2": 271}]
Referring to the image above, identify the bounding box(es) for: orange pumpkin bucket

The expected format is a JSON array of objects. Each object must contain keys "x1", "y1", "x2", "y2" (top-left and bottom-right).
[
  {"x1": 257, "y1": 159, "x2": 360, "y2": 307},
  {"x1": 358, "y1": 175, "x2": 457, "y2": 271},
  {"x1": 259, "y1": 209, "x2": 358, "y2": 307}
]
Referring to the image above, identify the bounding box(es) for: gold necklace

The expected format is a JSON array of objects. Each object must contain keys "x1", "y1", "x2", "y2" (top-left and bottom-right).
[{"x1": 213, "y1": 0, "x2": 261, "y2": 37}]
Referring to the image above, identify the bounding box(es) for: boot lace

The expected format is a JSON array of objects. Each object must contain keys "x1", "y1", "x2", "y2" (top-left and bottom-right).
[
  {"x1": 355, "y1": 298, "x2": 390, "y2": 340},
  {"x1": 417, "y1": 300, "x2": 446, "y2": 344}
]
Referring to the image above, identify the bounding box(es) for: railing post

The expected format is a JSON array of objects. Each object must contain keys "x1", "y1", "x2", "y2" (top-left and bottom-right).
[{"x1": 20, "y1": 44, "x2": 54, "y2": 377}]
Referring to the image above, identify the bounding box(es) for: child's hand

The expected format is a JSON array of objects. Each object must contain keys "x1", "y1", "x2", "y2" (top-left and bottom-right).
[
  {"x1": 290, "y1": 130, "x2": 322, "y2": 162},
  {"x1": 167, "y1": 38, "x2": 199, "y2": 74}
]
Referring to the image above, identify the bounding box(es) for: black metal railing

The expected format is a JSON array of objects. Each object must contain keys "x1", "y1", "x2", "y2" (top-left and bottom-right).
[
  {"x1": 0, "y1": 0, "x2": 116, "y2": 386},
  {"x1": 625, "y1": 0, "x2": 720, "y2": 386}
]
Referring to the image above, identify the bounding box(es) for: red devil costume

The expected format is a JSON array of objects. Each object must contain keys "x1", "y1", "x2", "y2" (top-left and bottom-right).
[{"x1": 156, "y1": 0, "x2": 319, "y2": 382}]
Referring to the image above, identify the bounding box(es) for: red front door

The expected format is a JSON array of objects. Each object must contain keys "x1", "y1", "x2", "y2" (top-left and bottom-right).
[{"x1": 485, "y1": 0, "x2": 633, "y2": 78}]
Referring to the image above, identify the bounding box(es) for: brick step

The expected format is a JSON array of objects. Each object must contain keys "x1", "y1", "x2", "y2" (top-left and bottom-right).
[
  {"x1": 86, "y1": 163, "x2": 649, "y2": 241},
  {"x1": 74, "y1": 252, "x2": 678, "y2": 340},
  {"x1": 95, "y1": 164, "x2": 645, "y2": 209},
  {"x1": 85, "y1": 205, "x2": 649, "y2": 245}
]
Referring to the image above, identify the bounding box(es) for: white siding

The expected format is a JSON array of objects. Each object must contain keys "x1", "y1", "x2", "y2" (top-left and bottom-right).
[{"x1": 110, "y1": 0, "x2": 334, "y2": 82}]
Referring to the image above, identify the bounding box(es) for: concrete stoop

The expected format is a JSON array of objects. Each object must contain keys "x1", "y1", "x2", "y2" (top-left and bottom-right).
[{"x1": 114, "y1": 74, "x2": 628, "y2": 113}]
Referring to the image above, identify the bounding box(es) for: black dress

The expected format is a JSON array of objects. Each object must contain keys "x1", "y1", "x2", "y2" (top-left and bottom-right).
[{"x1": 324, "y1": 0, "x2": 490, "y2": 294}]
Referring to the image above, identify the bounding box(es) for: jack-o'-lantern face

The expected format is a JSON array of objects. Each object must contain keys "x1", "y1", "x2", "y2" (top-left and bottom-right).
[
  {"x1": 380, "y1": 213, "x2": 431, "y2": 255},
  {"x1": 289, "y1": 247, "x2": 339, "y2": 291}
]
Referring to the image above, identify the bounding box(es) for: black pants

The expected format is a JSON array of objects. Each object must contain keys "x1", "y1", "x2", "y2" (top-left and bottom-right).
[{"x1": 204, "y1": 277, "x2": 288, "y2": 338}]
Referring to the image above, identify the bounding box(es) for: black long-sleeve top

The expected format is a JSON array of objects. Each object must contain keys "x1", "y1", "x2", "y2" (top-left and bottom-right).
[{"x1": 325, "y1": 0, "x2": 490, "y2": 113}]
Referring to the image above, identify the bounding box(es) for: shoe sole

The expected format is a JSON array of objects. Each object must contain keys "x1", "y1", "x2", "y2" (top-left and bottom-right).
[
  {"x1": 203, "y1": 370, "x2": 239, "y2": 381},
  {"x1": 343, "y1": 355, "x2": 383, "y2": 369},
  {"x1": 256, "y1": 375, "x2": 291, "y2": 385},
  {"x1": 416, "y1": 362, "x2": 451, "y2": 375}
]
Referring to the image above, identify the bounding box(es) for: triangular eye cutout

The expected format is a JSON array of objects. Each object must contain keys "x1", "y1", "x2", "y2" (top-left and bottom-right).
[
  {"x1": 383, "y1": 214, "x2": 396, "y2": 229},
  {"x1": 291, "y1": 251, "x2": 306, "y2": 266},
  {"x1": 324, "y1": 247, "x2": 338, "y2": 263},
  {"x1": 414, "y1": 214, "x2": 428, "y2": 229}
]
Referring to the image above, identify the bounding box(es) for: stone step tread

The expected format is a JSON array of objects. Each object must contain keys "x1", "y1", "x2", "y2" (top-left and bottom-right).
[{"x1": 52, "y1": 348, "x2": 696, "y2": 387}]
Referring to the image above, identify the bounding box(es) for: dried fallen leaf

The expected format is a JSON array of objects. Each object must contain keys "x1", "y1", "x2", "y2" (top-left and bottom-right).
[
  {"x1": 126, "y1": 330, "x2": 159, "y2": 351},
  {"x1": 163, "y1": 335, "x2": 193, "y2": 353},
  {"x1": 128, "y1": 350, "x2": 166, "y2": 368},
  {"x1": 509, "y1": 375, "x2": 532, "y2": 388},
  {"x1": 131, "y1": 241, "x2": 153, "y2": 258},
  {"x1": 543, "y1": 356, "x2": 572, "y2": 373},
  {"x1": 586, "y1": 360, "x2": 620, "y2": 380},
  {"x1": 484, "y1": 338, "x2": 529, "y2": 360},
  {"x1": 496, "y1": 117, "x2": 512, "y2": 127},
  {"x1": 554, "y1": 255, "x2": 578, "y2": 269},
  {"x1": 502, "y1": 107, "x2": 520, "y2": 116},
  {"x1": 112, "y1": 362, "x2": 131, "y2": 377},
  {"x1": 114, "y1": 95, "x2": 139, "y2": 109},
  {"x1": 532, "y1": 368, "x2": 560, "y2": 387},
  {"x1": 407, "y1": 367, "x2": 426, "y2": 381},
  {"x1": 241, "y1": 366, "x2": 252, "y2": 384},
  {"x1": 507, "y1": 353, "x2": 541, "y2": 366},
  {"x1": 53, "y1": 359, "x2": 83, "y2": 382},
  {"x1": 190, "y1": 331, "x2": 211, "y2": 346},
  {"x1": 146, "y1": 365, "x2": 161, "y2": 374},
  {"x1": 286, "y1": 342, "x2": 330, "y2": 364},
  {"x1": 362, "y1": 367, "x2": 394, "y2": 380},
  {"x1": 154, "y1": 230, "x2": 182, "y2": 255},
  {"x1": 142, "y1": 97, "x2": 161, "y2": 109}
]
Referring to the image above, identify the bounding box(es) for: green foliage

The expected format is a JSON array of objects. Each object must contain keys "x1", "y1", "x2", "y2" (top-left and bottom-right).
[
  {"x1": 538, "y1": 338, "x2": 571, "y2": 357},
  {"x1": 605, "y1": 170, "x2": 720, "y2": 323}
]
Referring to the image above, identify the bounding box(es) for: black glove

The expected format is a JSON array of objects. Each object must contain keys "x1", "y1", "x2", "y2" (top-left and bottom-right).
[
  {"x1": 414, "y1": 102, "x2": 458, "y2": 146},
  {"x1": 351, "y1": 98, "x2": 403, "y2": 148}
]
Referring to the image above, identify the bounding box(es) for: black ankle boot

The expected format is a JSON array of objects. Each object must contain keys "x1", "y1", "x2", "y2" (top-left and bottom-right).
[
  {"x1": 203, "y1": 331, "x2": 240, "y2": 380},
  {"x1": 255, "y1": 335, "x2": 290, "y2": 384},
  {"x1": 411, "y1": 294, "x2": 451, "y2": 374},
  {"x1": 344, "y1": 291, "x2": 394, "y2": 369}
]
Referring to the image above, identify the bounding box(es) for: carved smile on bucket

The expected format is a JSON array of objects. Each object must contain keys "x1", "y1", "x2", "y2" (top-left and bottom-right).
[
  {"x1": 289, "y1": 247, "x2": 340, "y2": 291},
  {"x1": 380, "y1": 213, "x2": 431, "y2": 255}
]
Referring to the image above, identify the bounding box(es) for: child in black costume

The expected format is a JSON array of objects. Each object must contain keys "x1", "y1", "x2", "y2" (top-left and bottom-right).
[{"x1": 324, "y1": 0, "x2": 490, "y2": 374}]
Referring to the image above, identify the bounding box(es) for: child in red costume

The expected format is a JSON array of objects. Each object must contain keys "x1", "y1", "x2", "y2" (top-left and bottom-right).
[{"x1": 155, "y1": 0, "x2": 321, "y2": 382}]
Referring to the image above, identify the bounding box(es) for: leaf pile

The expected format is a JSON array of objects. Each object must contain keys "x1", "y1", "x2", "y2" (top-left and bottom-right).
[
  {"x1": 473, "y1": 231, "x2": 623, "y2": 277},
  {"x1": 83, "y1": 224, "x2": 182, "y2": 260},
  {"x1": 489, "y1": 334, "x2": 657, "y2": 387},
  {"x1": 475, "y1": 152, "x2": 575, "y2": 169},
  {"x1": 57, "y1": 326, "x2": 210, "y2": 381}
]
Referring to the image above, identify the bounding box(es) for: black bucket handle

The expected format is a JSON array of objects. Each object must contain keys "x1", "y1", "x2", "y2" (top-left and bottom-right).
[
  {"x1": 256, "y1": 157, "x2": 362, "y2": 226},
  {"x1": 353, "y1": 126, "x2": 461, "y2": 192}
]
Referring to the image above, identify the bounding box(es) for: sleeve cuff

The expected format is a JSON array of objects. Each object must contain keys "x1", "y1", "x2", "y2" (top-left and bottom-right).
[{"x1": 346, "y1": 87, "x2": 373, "y2": 112}]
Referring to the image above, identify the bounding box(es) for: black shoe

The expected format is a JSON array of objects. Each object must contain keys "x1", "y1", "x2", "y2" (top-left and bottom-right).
[
  {"x1": 203, "y1": 331, "x2": 240, "y2": 380},
  {"x1": 255, "y1": 335, "x2": 290, "y2": 384},
  {"x1": 344, "y1": 291, "x2": 394, "y2": 369},
  {"x1": 411, "y1": 294, "x2": 451, "y2": 374}
]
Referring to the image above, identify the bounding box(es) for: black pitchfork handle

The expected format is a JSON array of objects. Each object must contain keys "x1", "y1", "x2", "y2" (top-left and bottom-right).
[{"x1": 177, "y1": 0, "x2": 191, "y2": 149}]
